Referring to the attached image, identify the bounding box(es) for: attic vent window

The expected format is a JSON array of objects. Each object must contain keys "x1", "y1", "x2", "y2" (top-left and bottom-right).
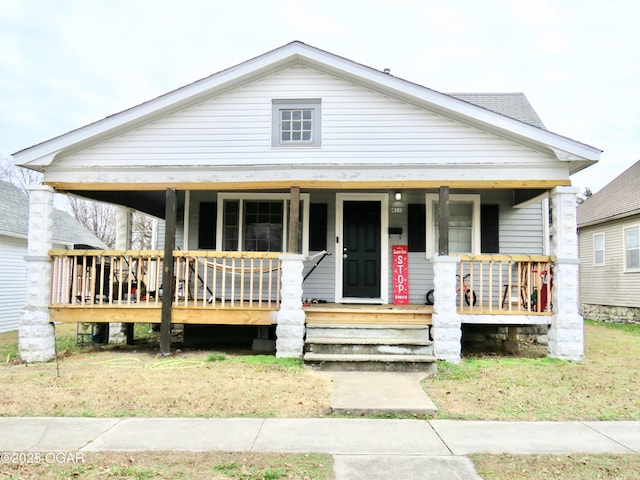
[{"x1": 272, "y1": 99, "x2": 321, "y2": 147}]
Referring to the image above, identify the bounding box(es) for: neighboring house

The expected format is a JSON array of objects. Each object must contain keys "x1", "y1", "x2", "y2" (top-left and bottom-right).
[
  {"x1": 577, "y1": 160, "x2": 640, "y2": 323},
  {"x1": 0, "y1": 181, "x2": 106, "y2": 332},
  {"x1": 12, "y1": 41, "x2": 600, "y2": 364}
]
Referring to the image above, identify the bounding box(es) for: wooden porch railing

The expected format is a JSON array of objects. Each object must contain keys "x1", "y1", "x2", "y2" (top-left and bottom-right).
[
  {"x1": 454, "y1": 254, "x2": 553, "y2": 314},
  {"x1": 50, "y1": 250, "x2": 281, "y2": 309}
]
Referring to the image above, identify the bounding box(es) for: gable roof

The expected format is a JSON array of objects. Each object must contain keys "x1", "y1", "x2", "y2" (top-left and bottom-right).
[
  {"x1": 0, "y1": 181, "x2": 108, "y2": 247},
  {"x1": 13, "y1": 41, "x2": 601, "y2": 173},
  {"x1": 577, "y1": 159, "x2": 640, "y2": 227}
]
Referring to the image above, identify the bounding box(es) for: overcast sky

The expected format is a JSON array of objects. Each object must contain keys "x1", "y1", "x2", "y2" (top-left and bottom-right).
[{"x1": 1, "y1": 0, "x2": 638, "y2": 192}]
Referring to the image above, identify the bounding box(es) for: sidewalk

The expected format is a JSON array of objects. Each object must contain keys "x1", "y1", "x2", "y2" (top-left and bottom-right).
[{"x1": 1, "y1": 417, "x2": 638, "y2": 479}]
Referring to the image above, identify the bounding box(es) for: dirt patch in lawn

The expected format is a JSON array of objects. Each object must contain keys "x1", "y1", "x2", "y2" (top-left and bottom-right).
[{"x1": 0, "y1": 325, "x2": 331, "y2": 418}]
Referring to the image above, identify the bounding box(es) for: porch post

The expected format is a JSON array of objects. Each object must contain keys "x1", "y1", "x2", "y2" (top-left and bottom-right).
[
  {"x1": 438, "y1": 186, "x2": 450, "y2": 255},
  {"x1": 19, "y1": 185, "x2": 55, "y2": 363},
  {"x1": 160, "y1": 188, "x2": 177, "y2": 356},
  {"x1": 276, "y1": 253, "x2": 305, "y2": 358},
  {"x1": 431, "y1": 255, "x2": 462, "y2": 363},
  {"x1": 548, "y1": 186, "x2": 583, "y2": 361},
  {"x1": 109, "y1": 206, "x2": 132, "y2": 344},
  {"x1": 288, "y1": 186, "x2": 300, "y2": 253}
]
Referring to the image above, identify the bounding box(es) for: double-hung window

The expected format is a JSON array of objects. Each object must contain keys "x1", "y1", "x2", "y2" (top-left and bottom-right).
[
  {"x1": 272, "y1": 99, "x2": 321, "y2": 147},
  {"x1": 217, "y1": 193, "x2": 310, "y2": 255},
  {"x1": 593, "y1": 233, "x2": 605, "y2": 266},
  {"x1": 425, "y1": 194, "x2": 481, "y2": 257},
  {"x1": 624, "y1": 225, "x2": 640, "y2": 271}
]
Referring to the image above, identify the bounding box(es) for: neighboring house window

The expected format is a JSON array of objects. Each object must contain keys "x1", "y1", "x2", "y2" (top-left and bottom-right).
[
  {"x1": 624, "y1": 225, "x2": 640, "y2": 271},
  {"x1": 217, "y1": 193, "x2": 310, "y2": 255},
  {"x1": 593, "y1": 233, "x2": 605, "y2": 266},
  {"x1": 425, "y1": 194, "x2": 481, "y2": 257},
  {"x1": 272, "y1": 99, "x2": 321, "y2": 147}
]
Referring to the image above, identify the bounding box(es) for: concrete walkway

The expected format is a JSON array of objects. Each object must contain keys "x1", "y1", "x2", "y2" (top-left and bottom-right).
[
  {"x1": 1, "y1": 417, "x2": 638, "y2": 479},
  {"x1": 318, "y1": 371, "x2": 438, "y2": 416}
]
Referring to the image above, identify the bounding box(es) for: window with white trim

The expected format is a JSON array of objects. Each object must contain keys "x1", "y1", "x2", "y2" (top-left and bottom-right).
[
  {"x1": 216, "y1": 193, "x2": 310, "y2": 255},
  {"x1": 425, "y1": 194, "x2": 481, "y2": 257},
  {"x1": 624, "y1": 225, "x2": 639, "y2": 271},
  {"x1": 593, "y1": 233, "x2": 605, "y2": 266},
  {"x1": 272, "y1": 99, "x2": 321, "y2": 147}
]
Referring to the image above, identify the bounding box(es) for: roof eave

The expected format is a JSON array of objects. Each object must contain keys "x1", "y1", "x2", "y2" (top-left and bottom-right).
[{"x1": 578, "y1": 208, "x2": 640, "y2": 228}]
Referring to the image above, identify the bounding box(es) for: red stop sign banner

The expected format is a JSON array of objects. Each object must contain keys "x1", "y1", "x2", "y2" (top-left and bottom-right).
[{"x1": 392, "y1": 245, "x2": 409, "y2": 305}]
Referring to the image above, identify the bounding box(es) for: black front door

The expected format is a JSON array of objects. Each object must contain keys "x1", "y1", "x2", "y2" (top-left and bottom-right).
[{"x1": 343, "y1": 201, "x2": 381, "y2": 298}]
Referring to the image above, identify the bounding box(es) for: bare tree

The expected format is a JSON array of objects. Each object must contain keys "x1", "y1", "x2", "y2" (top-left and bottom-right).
[
  {"x1": 577, "y1": 187, "x2": 594, "y2": 205},
  {"x1": 131, "y1": 212, "x2": 154, "y2": 249},
  {"x1": 67, "y1": 196, "x2": 117, "y2": 248},
  {"x1": 0, "y1": 154, "x2": 43, "y2": 192}
]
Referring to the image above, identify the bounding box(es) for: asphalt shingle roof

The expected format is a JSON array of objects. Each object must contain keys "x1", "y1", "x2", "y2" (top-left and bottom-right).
[
  {"x1": 448, "y1": 92, "x2": 547, "y2": 129},
  {"x1": 577, "y1": 159, "x2": 640, "y2": 226},
  {"x1": 0, "y1": 181, "x2": 107, "y2": 247}
]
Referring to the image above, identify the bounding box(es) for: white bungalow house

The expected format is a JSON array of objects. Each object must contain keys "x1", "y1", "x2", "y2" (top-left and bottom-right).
[
  {"x1": 0, "y1": 180, "x2": 106, "y2": 332},
  {"x1": 12, "y1": 41, "x2": 600, "y2": 365},
  {"x1": 577, "y1": 160, "x2": 640, "y2": 323}
]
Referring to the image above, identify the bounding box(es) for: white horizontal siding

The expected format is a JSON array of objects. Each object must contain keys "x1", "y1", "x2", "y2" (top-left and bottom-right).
[
  {"x1": 57, "y1": 65, "x2": 559, "y2": 179},
  {"x1": 499, "y1": 203, "x2": 544, "y2": 255},
  {"x1": 579, "y1": 217, "x2": 640, "y2": 307},
  {"x1": 0, "y1": 236, "x2": 27, "y2": 332}
]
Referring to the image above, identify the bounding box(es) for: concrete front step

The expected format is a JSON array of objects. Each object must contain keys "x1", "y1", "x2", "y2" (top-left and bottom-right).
[
  {"x1": 304, "y1": 352, "x2": 438, "y2": 373},
  {"x1": 306, "y1": 324, "x2": 430, "y2": 342},
  {"x1": 306, "y1": 338, "x2": 433, "y2": 356},
  {"x1": 305, "y1": 337, "x2": 433, "y2": 345}
]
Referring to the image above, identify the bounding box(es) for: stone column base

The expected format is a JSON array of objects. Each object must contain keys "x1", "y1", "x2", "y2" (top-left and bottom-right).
[
  {"x1": 108, "y1": 323, "x2": 128, "y2": 344},
  {"x1": 432, "y1": 256, "x2": 462, "y2": 363},
  {"x1": 19, "y1": 308, "x2": 55, "y2": 363},
  {"x1": 548, "y1": 313, "x2": 584, "y2": 361},
  {"x1": 275, "y1": 254, "x2": 305, "y2": 358}
]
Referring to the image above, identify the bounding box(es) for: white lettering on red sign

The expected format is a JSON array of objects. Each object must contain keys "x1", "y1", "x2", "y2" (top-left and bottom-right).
[{"x1": 392, "y1": 245, "x2": 409, "y2": 305}]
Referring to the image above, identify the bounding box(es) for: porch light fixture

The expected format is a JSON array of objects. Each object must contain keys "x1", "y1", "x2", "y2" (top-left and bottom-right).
[{"x1": 394, "y1": 192, "x2": 402, "y2": 201}]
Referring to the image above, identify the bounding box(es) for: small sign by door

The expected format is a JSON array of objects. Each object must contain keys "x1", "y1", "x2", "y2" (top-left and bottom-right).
[{"x1": 392, "y1": 245, "x2": 409, "y2": 304}]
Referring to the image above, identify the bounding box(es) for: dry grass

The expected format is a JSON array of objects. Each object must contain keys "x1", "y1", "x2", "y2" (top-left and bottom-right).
[
  {"x1": 0, "y1": 324, "x2": 331, "y2": 418},
  {"x1": 424, "y1": 321, "x2": 640, "y2": 421},
  {"x1": 0, "y1": 451, "x2": 334, "y2": 480},
  {"x1": 472, "y1": 454, "x2": 640, "y2": 480}
]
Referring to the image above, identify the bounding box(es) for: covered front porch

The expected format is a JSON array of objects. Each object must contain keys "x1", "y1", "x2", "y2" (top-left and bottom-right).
[{"x1": 18, "y1": 184, "x2": 583, "y2": 364}]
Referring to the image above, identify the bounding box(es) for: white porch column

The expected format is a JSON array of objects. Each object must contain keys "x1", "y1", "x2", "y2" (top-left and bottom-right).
[
  {"x1": 432, "y1": 255, "x2": 462, "y2": 363},
  {"x1": 19, "y1": 186, "x2": 56, "y2": 363},
  {"x1": 109, "y1": 206, "x2": 132, "y2": 344},
  {"x1": 549, "y1": 186, "x2": 583, "y2": 361},
  {"x1": 276, "y1": 254, "x2": 305, "y2": 358}
]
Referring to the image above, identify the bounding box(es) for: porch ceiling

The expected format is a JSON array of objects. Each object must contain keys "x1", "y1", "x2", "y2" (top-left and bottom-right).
[
  {"x1": 62, "y1": 183, "x2": 557, "y2": 218},
  {"x1": 67, "y1": 190, "x2": 183, "y2": 219}
]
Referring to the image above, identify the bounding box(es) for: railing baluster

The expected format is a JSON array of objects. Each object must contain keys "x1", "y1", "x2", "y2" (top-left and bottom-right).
[
  {"x1": 240, "y1": 256, "x2": 245, "y2": 308},
  {"x1": 211, "y1": 255, "x2": 217, "y2": 307},
  {"x1": 202, "y1": 256, "x2": 208, "y2": 307}
]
